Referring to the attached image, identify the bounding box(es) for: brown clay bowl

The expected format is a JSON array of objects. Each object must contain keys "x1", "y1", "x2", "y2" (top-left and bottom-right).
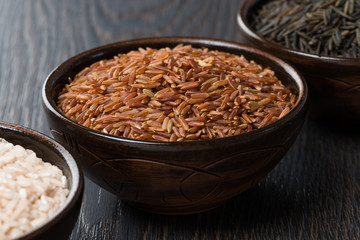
[
  {"x1": 42, "y1": 37, "x2": 308, "y2": 215},
  {"x1": 0, "y1": 122, "x2": 83, "y2": 240},
  {"x1": 237, "y1": 0, "x2": 360, "y2": 127}
]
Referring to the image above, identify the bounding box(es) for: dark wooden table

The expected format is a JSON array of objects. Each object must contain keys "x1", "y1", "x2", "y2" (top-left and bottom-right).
[{"x1": 1, "y1": 0, "x2": 359, "y2": 239}]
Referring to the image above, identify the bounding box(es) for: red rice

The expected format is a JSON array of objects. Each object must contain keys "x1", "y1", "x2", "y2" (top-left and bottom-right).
[{"x1": 57, "y1": 44, "x2": 297, "y2": 141}]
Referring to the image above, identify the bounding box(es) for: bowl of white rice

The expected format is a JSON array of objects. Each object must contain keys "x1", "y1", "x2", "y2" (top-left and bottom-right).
[{"x1": 0, "y1": 122, "x2": 83, "y2": 240}]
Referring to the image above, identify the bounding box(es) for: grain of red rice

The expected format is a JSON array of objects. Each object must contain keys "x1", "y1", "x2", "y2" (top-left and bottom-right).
[{"x1": 58, "y1": 44, "x2": 297, "y2": 141}]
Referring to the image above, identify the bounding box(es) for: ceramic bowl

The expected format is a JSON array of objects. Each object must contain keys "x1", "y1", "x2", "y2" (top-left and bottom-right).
[
  {"x1": 237, "y1": 0, "x2": 360, "y2": 127},
  {"x1": 42, "y1": 37, "x2": 308, "y2": 215},
  {"x1": 0, "y1": 122, "x2": 83, "y2": 240}
]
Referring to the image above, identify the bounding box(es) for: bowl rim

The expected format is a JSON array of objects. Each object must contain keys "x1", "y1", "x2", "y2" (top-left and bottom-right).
[
  {"x1": 42, "y1": 36, "x2": 308, "y2": 147},
  {"x1": 237, "y1": 0, "x2": 360, "y2": 63},
  {"x1": 0, "y1": 122, "x2": 84, "y2": 240}
]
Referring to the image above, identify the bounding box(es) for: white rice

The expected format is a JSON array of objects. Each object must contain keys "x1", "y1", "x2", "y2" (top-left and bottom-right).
[{"x1": 0, "y1": 138, "x2": 69, "y2": 239}]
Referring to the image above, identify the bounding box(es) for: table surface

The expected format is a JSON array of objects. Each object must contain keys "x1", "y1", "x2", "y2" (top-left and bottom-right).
[{"x1": 1, "y1": 0, "x2": 359, "y2": 239}]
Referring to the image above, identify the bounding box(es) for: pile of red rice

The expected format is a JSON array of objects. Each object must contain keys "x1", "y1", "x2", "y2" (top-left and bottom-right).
[{"x1": 58, "y1": 44, "x2": 297, "y2": 141}]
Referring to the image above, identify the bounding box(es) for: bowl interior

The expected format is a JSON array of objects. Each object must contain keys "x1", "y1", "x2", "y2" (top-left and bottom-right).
[
  {"x1": 44, "y1": 37, "x2": 307, "y2": 144},
  {"x1": 238, "y1": 0, "x2": 360, "y2": 64}
]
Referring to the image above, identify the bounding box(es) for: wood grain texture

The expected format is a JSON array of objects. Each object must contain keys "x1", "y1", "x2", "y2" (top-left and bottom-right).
[{"x1": 0, "y1": 0, "x2": 359, "y2": 239}]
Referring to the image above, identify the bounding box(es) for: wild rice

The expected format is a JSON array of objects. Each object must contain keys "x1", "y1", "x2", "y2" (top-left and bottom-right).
[
  {"x1": 251, "y1": 0, "x2": 360, "y2": 57},
  {"x1": 0, "y1": 138, "x2": 69, "y2": 239},
  {"x1": 58, "y1": 44, "x2": 297, "y2": 141}
]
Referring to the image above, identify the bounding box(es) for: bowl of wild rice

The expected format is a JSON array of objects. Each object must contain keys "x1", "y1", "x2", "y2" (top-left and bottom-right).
[
  {"x1": 0, "y1": 122, "x2": 83, "y2": 239},
  {"x1": 237, "y1": 0, "x2": 360, "y2": 127},
  {"x1": 42, "y1": 37, "x2": 308, "y2": 214}
]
